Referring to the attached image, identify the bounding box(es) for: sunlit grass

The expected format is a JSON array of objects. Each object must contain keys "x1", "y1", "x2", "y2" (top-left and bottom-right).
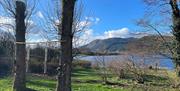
[{"x1": 0, "y1": 68, "x2": 180, "y2": 91}]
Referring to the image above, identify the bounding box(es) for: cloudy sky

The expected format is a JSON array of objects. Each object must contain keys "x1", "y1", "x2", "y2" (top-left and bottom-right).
[
  {"x1": 0, "y1": 0, "x2": 171, "y2": 44},
  {"x1": 72, "y1": 0, "x2": 167, "y2": 43}
]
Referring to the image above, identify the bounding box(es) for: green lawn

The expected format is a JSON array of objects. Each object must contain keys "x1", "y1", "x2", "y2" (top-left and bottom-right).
[{"x1": 0, "y1": 68, "x2": 180, "y2": 91}]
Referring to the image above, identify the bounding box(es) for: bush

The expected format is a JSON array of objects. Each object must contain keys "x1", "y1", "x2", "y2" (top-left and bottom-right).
[
  {"x1": 73, "y1": 60, "x2": 91, "y2": 68},
  {"x1": 108, "y1": 60, "x2": 128, "y2": 79}
]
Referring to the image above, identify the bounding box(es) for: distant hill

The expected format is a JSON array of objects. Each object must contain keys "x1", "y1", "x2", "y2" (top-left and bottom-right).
[
  {"x1": 81, "y1": 38, "x2": 137, "y2": 53},
  {"x1": 79, "y1": 35, "x2": 173, "y2": 54}
]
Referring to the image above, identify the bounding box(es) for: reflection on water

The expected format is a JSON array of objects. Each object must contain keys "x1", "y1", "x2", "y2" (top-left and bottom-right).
[{"x1": 78, "y1": 55, "x2": 174, "y2": 70}]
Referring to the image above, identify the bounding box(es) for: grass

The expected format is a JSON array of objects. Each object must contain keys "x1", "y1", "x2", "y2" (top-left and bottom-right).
[{"x1": 0, "y1": 68, "x2": 180, "y2": 91}]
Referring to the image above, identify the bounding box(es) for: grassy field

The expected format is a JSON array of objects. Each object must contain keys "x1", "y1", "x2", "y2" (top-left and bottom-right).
[{"x1": 0, "y1": 68, "x2": 180, "y2": 91}]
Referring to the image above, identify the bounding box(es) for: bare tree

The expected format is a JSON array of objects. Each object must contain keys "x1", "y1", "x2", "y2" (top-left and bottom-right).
[
  {"x1": 169, "y1": 0, "x2": 180, "y2": 76},
  {"x1": 40, "y1": 0, "x2": 88, "y2": 90},
  {"x1": 142, "y1": 0, "x2": 180, "y2": 76},
  {"x1": 0, "y1": 0, "x2": 36, "y2": 90},
  {"x1": 13, "y1": 1, "x2": 27, "y2": 90},
  {"x1": 41, "y1": 1, "x2": 89, "y2": 76},
  {"x1": 56, "y1": 0, "x2": 77, "y2": 91},
  {"x1": 43, "y1": 0, "x2": 89, "y2": 49}
]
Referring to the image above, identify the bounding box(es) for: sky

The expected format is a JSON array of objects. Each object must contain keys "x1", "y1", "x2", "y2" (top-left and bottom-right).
[
  {"x1": 73, "y1": 0, "x2": 149, "y2": 43},
  {"x1": 0, "y1": 0, "x2": 171, "y2": 44},
  {"x1": 35, "y1": 0, "x2": 149, "y2": 43},
  {"x1": 83, "y1": 0, "x2": 145, "y2": 33}
]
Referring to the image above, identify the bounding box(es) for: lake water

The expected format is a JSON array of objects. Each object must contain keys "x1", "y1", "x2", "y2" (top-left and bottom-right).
[{"x1": 77, "y1": 55, "x2": 175, "y2": 70}]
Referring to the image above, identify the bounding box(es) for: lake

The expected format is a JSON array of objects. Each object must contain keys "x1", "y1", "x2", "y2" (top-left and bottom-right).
[{"x1": 77, "y1": 55, "x2": 175, "y2": 70}]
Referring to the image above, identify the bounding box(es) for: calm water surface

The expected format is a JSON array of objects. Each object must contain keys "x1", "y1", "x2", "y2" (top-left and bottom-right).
[{"x1": 78, "y1": 55, "x2": 174, "y2": 70}]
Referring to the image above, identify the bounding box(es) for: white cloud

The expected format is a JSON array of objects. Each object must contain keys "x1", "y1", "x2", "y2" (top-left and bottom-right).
[
  {"x1": 85, "y1": 16, "x2": 100, "y2": 24},
  {"x1": 27, "y1": 37, "x2": 48, "y2": 43},
  {"x1": 36, "y1": 11, "x2": 44, "y2": 19},
  {"x1": 78, "y1": 27, "x2": 152, "y2": 45},
  {"x1": 129, "y1": 32, "x2": 149, "y2": 38},
  {"x1": 74, "y1": 29, "x2": 94, "y2": 46},
  {"x1": 104, "y1": 28, "x2": 129, "y2": 38},
  {"x1": 0, "y1": 16, "x2": 43, "y2": 43},
  {"x1": 0, "y1": 16, "x2": 15, "y2": 33},
  {"x1": 95, "y1": 18, "x2": 100, "y2": 24},
  {"x1": 0, "y1": 16, "x2": 14, "y2": 25},
  {"x1": 97, "y1": 28, "x2": 151, "y2": 39},
  {"x1": 78, "y1": 21, "x2": 92, "y2": 28},
  {"x1": 85, "y1": 17, "x2": 94, "y2": 21},
  {"x1": 72, "y1": 17, "x2": 100, "y2": 46}
]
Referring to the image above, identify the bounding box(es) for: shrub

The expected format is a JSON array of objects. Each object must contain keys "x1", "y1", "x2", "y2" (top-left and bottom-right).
[
  {"x1": 108, "y1": 60, "x2": 128, "y2": 79},
  {"x1": 125, "y1": 56, "x2": 150, "y2": 84}
]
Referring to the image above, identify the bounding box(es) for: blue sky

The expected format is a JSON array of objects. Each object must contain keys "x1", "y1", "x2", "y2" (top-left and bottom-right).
[
  {"x1": 28, "y1": 0, "x2": 149, "y2": 43},
  {"x1": 0, "y1": 0, "x2": 171, "y2": 43},
  {"x1": 82, "y1": 0, "x2": 146, "y2": 34},
  {"x1": 72, "y1": 0, "x2": 151, "y2": 43}
]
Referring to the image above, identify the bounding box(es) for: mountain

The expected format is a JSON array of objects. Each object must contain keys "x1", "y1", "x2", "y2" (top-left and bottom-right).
[
  {"x1": 80, "y1": 36, "x2": 172, "y2": 54},
  {"x1": 81, "y1": 37, "x2": 137, "y2": 53}
]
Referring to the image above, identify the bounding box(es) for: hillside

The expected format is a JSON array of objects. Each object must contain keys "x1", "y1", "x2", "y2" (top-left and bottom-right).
[{"x1": 80, "y1": 35, "x2": 173, "y2": 54}]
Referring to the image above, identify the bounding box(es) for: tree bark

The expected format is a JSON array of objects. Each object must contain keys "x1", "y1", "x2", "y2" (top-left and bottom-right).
[
  {"x1": 13, "y1": 1, "x2": 26, "y2": 91},
  {"x1": 56, "y1": 0, "x2": 76, "y2": 91},
  {"x1": 170, "y1": 0, "x2": 180, "y2": 76}
]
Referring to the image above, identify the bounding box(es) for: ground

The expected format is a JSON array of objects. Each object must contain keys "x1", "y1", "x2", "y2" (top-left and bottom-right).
[{"x1": 0, "y1": 68, "x2": 180, "y2": 91}]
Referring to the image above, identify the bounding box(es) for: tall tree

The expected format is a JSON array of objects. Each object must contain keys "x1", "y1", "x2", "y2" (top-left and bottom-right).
[
  {"x1": 169, "y1": 0, "x2": 180, "y2": 76},
  {"x1": 0, "y1": 0, "x2": 36, "y2": 90},
  {"x1": 56, "y1": 0, "x2": 76, "y2": 91},
  {"x1": 13, "y1": 0, "x2": 26, "y2": 90}
]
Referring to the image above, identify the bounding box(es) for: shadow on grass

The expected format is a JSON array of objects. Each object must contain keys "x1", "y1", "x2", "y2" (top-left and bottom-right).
[
  {"x1": 143, "y1": 74, "x2": 168, "y2": 82},
  {"x1": 27, "y1": 80, "x2": 56, "y2": 89},
  {"x1": 73, "y1": 79, "x2": 102, "y2": 84},
  {"x1": 26, "y1": 88, "x2": 37, "y2": 91},
  {"x1": 72, "y1": 68, "x2": 97, "y2": 77}
]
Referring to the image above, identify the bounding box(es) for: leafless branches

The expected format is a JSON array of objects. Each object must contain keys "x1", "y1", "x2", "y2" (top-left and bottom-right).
[
  {"x1": 0, "y1": 0, "x2": 37, "y2": 39},
  {"x1": 136, "y1": 19, "x2": 175, "y2": 58}
]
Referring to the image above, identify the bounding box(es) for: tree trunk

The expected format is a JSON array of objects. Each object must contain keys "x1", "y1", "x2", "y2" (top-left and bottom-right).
[
  {"x1": 170, "y1": 0, "x2": 180, "y2": 76},
  {"x1": 26, "y1": 47, "x2": 30, "y2": 73},
  {"x1": 56, "y1": 0, "x2": 76, "y2": 91},
  {"x1": 13, "y1": 1, "x2": 26, "y2": 91},
  {"x1": 44, "y1": 47, "x2": 48, "y2": 74}
]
